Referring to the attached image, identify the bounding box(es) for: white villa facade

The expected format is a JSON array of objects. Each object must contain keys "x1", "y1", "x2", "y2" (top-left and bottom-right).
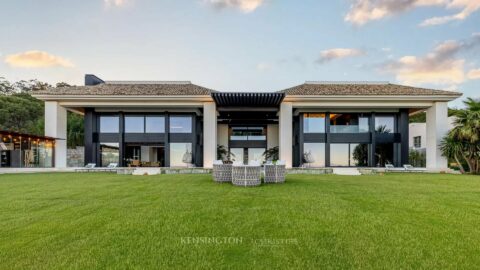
[{"x1": 32, "y1": 75, "x2": 462, "y2": 170}]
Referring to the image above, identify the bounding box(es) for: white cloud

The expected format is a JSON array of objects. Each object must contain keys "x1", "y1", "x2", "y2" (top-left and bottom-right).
[
  {"x1": 205, "y1": 0, "x2": 264, "y2": 12},
  {"x1": 467, "y1": 69, "x2": 480, "y2": 79},
  {"x1": 382, "y1": 35, "x2": 480, "y2": 85},
  {"x1": 316, "y1": 48, "x2": 365, "y2": 64},
  {"x1": 420, "y1": 0, "x2": 480, "y2": 26},
  {"x1": 4, "y1": 50, "x2": 74, "y2": 68},
  {"x1": 345, "y1": 0, "x2": 479, "y2": 26},
  {"x1": 104, "y1": 0, "x2": 131, "y2": 8}
]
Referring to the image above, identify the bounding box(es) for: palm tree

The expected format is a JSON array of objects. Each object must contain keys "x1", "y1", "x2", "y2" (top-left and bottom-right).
[
  {"x1": 440, "y1": 135, "x2": 466, "y2": 174},
  {"x1": 441, "y1": 98, "x2": 480, "y2": 174}
]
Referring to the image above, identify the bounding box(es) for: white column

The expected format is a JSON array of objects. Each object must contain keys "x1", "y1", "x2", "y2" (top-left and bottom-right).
[
  {"x1": 279, "y1": 102, "x2": 293, "y2": 168},
  {"x1": 203, "y1": 102, "x2": 217, "y2": 168},
  {"x1": 426, "y1": 102, "x2": 449, "y2": 170},
  {"x1": 45, "y1": 101, "x2": 67, "y2": 168}
]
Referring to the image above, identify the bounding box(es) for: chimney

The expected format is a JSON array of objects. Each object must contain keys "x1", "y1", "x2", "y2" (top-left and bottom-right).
[{"x1": 85, "y1": 74, "x2": 105, "y2": 86}]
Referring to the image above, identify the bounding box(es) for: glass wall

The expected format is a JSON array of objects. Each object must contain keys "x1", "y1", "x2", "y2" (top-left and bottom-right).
[
  {"x1": 329, "y1": 113, "x2": 369, "y2": 133},
  {"x1": 303, "y1": 113, "x2": 325, "y2": 133},
  {"x1": 375, "y1": 143, "x2": 394, "y2": 167},
  {"x1": 0, "y1": 134, "x2": 54, "y2": 168},
  {"x1": 350, "y1": 144, "x2": 368, "y2": 167},
  {"x1": 330, "y1": 144, "x2": 349, "y2": 166},
  {"x1": 303, "y1": 143, "x2": 325, "y2": 167},
  {"x1": 146, "y1": 116, "x2": 165, "y2": 133},
  {"x1": 125, "y1": 116, "x2": 144, "y2": 133},
  {"x1": 100, "y1": 116, "x2": 119, "y2": 133},
  {"x1": 170, "y1": 143, "x2": 192, "y2": 167},
  {"x1": 100, "y1": 143, "x2": 119, "y2": 167},
  {"x1": 375, "y1": 116, "x2": 395, "y2": 133},
  {"x1": 248, "y1": 148, "x2": 265, "y2": 164},
  {"x1": 169, "y1": 116, "x2": 192, "y2": 133},
  {"x1": 125, "y1": 115, "x2": 165, "y2": 133},
  {"x1": 230, "y1": 148, "x2": 244, "y2": 164},
  {"x1": 230, "y1": 127, "x2": 266, "y2": 141},
  {"x1": 330, "y1": 143, "x2": 370, "y2": 167}
]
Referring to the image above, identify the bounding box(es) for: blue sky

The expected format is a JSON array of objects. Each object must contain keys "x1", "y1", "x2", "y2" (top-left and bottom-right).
[{"x1": 0, "y1": 0, "x2": 479, "y2": 107}]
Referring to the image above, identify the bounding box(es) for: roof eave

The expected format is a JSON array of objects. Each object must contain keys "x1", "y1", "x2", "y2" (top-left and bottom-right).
[
  {"x1": 31, "y1": 94, "x2": 214, "y2": 102},
  {"x1": 283, "y1": 94, "x2": 462, "y2": 102}
]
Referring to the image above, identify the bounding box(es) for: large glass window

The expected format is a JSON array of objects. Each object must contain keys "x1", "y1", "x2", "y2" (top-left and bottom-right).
[
  {"x1": 330, "y1": 144, "x2": 349, "y2": 166},
  {"x1": 146, "y1": 116, "x2": 165, "y2": 133},
  {"x1": 100, "y1": 116, "x2": 119, "y2": 133},
  {"x1": 375, "y1": 143, "x2": 394, "y2": 167},
  {"x1": 230, "y1": 127, "x2": 266, "y2": 141},
  {"x1": 125, "y1": 116, "x2": 144, "y2": 133},
  {"x1": 413, "y1": 136, "x2": 422, "y2": 148},
  {"x1": 331, "y1": 143, "x2": 369, "y2": 167},
  {"x1": 303, "y1": 113, "x2": 325, "y2": 133},
  {"x1": 169, "y1": 116, "x2": 192, "y2": 133},
  {"x1": 375, "y1": 116, "x2": 395, "y2": 133},
  {"x1": 351, "y1": 144, "x2": 369, "y2": 167},
  {"x1": 329, "y1": 113, "x2": 370, "y2": 133},
  {"x1": 230, "y1": 148, "x2": 244, "y2": 164},
  {"x1": 100, "y1": 143, "x2": 119, "y2": 167},
  {"x1": 170, "y1": 143, "x2": 192, "y2": 167},
  {"x1": 248, "y1": 148, "x2": 265, "y2": 164},
  {"x1": 303, "y1": 143, "x2": 325, "y2": 167}
]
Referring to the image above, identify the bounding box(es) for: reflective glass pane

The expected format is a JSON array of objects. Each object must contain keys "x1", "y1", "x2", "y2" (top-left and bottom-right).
[
  {"x1": 330, "y1": 144, "x2": 349, "y2": 166},
  {"x1": 375, "y1": 116, "x2": 395, "y2": 133},
  {"x1": 170, "y1": 143, "x2": 192, "y2": 167},
  {"x1": 303, "y1": 113, "x2": 325, "y2": 133},
  {"x1": 125, "y1": 116, "x2": 144, "y2": 133},
  {"x1": 100, "y1": 143, "x2": 119, "y2": 167},
  {"x1": 248, "y1": 148, "x2": 265, "y2": 164},
  {"x1": 303, "y1": 143, "x2": 325, "y2": 167},
  {"x1": 375, "y1": 143, "x2": 394, "y2": 167},
  {"x1": 146, "y1": 116, "x2": 165, "y2": 133},
  {"x1": 359, "y1": 117, "x2": 370, "y2": 133},
  {"x1": 351, "y1": 144, "x2": 369, "y2": 167},
  {"x1": 230, "y1": 148, "x2": 244, "y2": 164},
  {"x1": 169, "y1": 117, "x2": 192, "y2": 133},
  {"x1": 100, "y1": 116, "x2": 119, "y2": 133},
  {"x1": 330, "y1": 114, "x2": 370, "y2": 133}
]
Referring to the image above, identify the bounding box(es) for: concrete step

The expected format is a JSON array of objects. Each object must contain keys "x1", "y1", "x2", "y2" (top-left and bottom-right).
[
  {"x1": 332, "y1": 168, "x2": 361, "y2": 176},
  {"x1": 132, "y1": 168, "x2": 161, "y2": 176}
]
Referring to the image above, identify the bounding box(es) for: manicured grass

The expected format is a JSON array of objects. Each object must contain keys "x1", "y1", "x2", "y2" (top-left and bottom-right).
[{"x1": 1, "y1": 173, "x2": 480, "y2": 269}]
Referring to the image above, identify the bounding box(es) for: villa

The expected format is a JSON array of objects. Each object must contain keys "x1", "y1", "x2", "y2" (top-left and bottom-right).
[{"x1": 31, "y1": 74, "x2": 461, "y2": 170}]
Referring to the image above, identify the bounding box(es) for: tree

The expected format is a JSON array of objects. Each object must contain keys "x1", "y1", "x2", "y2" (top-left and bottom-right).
[
  {"x1": 0, "y1": 77, "x2": 84, "y2": 148},
  {"x1": 0, "y1": 77, "x2": 13, "y2": 94},
  {"x1": 67, "y1": 112, "x2": 84, "y2": 148},
  {"x1": 441, "y1": 98, "x2": 480, "y2": 174},
  {"x1": 440, "y1": 135, "x2": 466, "y2": 173},
  {"x1": 217, "y1": 145, "x2": 234, "y2": 163},
  {"x1": 263, "y1": 146, "x2": 279, "y2": 161},
  {"x1": 352, "y1": 144, "x2": 368, "y2": 166},
  {"x1": 0, "y1": 93, "x2": 44, "y2": 133},
  {"x1": 409, "y1": 149, "x2": 426, "y2": 168}
]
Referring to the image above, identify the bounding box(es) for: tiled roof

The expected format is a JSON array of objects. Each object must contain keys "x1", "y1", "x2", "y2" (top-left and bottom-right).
[
  {"x1": 279, "y1": 82, "x2": 462, "y2": 96},
  {"x1": 32, "y1": 81, "x2": 462, "y2": 97},
  {"x1": 33, "y1": 82, "x2": 215, "y2": 96}
]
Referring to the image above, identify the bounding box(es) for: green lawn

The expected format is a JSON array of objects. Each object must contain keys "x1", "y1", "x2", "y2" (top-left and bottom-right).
[{"x1": 1, "y1": 173, "x2": 480, "y2": 269}]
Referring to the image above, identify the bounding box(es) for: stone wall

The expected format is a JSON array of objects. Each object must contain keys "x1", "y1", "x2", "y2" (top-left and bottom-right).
[{"x1": 67, "y1": 146, "x2": 84, "y2": 167}]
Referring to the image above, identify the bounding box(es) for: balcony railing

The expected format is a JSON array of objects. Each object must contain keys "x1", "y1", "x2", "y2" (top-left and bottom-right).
[
  {"x1": 230, "y1": 135, "x2": 266, "y2": 141},
  {"x1": 329, "y1": 125, "x2": 369, "y2": 133}
]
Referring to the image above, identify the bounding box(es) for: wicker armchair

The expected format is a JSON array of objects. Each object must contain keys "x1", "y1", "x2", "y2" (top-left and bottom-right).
[
  {"x1": 232, "y1": 165, "x2": 262, "y2": 187},
  {"x1": 212, "y1": 160, "x2": 232, "y2": 183},
  {"x1": 264, "y1": 161, "x2": 286, "y2": 184}
]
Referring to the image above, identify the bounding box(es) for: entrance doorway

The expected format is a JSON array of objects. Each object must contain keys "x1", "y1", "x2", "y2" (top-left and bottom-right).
[
  {"x1": 125, "y1": 144, "x2": 165, "y2": 167},
  {"x1": 230, "y1": 148, "x2": 265, "y2": 164}
]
